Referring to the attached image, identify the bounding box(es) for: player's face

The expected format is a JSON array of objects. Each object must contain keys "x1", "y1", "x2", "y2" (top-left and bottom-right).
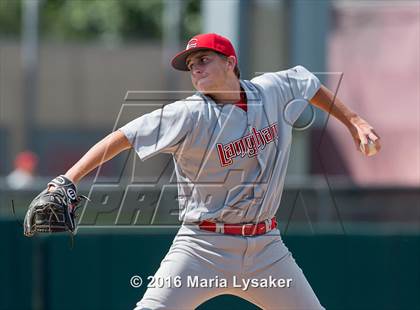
[{"x1": 186, "y1": 51, "x2": 230, "y2": 93}]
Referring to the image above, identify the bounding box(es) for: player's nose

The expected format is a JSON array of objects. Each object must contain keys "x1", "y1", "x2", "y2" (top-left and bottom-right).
[{"x1": 191, "y1": 64, "x2": 203, "y2": 76}]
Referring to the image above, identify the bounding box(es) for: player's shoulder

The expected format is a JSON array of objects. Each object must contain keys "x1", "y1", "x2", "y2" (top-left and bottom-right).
[
  {"x1": 251, "y1": 65, "x2": 311, "y2": 82},
  {"x1": 164, "y1": 94, "x2": 202, "y2": 111},
  {"x1": 162, "y1": 93, "x2": 206, "y2": 124},
  {"x1": 282, "y1": 65, "x2": 317, "y2": 81},
  {"x1": 180, "y1": 93, "x2": 205, "y2": 109},
  {"x1": 250, "y1": 65, "x2": 319, "y2": 92}
]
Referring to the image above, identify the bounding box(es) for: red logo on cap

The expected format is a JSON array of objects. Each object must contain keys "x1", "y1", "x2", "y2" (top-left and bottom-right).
[{"x1": 186, "y1": 39, "x2": 198, "y2": 50}]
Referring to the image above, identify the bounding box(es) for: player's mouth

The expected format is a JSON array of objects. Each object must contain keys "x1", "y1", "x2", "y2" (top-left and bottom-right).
[{"x1": 196, "y1": 75, "x2": 209, "y2": 85}]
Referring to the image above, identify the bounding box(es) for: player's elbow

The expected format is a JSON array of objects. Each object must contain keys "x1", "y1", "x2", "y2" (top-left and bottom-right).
[{"x1": 113, "y1": 130, "x2": 133, "y2": 152}]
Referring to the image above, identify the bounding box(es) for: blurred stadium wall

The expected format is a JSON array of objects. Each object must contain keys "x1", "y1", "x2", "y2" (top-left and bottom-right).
[{"x1": 324, "y1": 1, "x2": 420, "y2": 186}]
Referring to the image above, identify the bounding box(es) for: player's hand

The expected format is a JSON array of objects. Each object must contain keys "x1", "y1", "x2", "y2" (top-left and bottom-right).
[
  {"x1": 349, "y1": 116, "x2": 381, "y2": 156},
  {"x1": 47, "y1": 175, "x2": 74, "y2": 192},
  {"x1": 23, "y1": 175, "x2": 85, "y2": 237}
]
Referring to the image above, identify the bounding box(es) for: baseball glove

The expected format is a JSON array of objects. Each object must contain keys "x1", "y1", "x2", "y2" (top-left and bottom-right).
[{"x1": 23, "y1": 175, "x2": 88, "y2": 237}]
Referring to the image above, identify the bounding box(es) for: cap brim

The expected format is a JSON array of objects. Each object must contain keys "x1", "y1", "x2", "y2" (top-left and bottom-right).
[{"x1": 171, "y1": 47, "x2": 211, "y2": 71}]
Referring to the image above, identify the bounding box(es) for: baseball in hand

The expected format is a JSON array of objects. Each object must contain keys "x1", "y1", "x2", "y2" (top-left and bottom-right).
[{"x1": 360, "y1": 138, "x2": 378, "y2": 156}]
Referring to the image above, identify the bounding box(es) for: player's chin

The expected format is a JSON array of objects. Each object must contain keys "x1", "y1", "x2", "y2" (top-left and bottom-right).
[{"x1": 196, "y1": 81, "x2": 214, "y2": 93}]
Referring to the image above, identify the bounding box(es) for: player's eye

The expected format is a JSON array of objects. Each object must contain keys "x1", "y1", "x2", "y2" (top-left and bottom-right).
[
  {"x1": 187, "y1": 61, "x2": 195, "y2": 71},
  {"x1": 201, "y1": 56, "x2": 209, "y2": 64}
]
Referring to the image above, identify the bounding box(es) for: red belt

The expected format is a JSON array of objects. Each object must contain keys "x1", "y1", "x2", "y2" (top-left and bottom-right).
[{"x1": 198, "y1": 218, "x2": 277, "y2": 236}]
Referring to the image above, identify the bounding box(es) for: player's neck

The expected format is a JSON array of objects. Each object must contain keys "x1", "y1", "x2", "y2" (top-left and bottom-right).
[{"x1": 206, "y1": 78, "x2": 241, "y2": 104}]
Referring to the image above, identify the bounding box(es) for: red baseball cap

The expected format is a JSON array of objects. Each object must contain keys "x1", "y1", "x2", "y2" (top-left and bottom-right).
[{"x1": 171, "y1": 33, "x2": 237, "y2": 71}]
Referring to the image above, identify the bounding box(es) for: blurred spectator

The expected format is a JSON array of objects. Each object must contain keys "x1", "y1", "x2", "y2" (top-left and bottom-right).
[{"x1": 6, "y1": 151, "x2": 39, "y2": 189}]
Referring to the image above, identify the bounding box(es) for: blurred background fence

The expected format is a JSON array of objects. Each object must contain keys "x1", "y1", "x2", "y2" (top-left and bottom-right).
[
  {"x1": 2, "y1": 219, "x2": 420, "y2": 310},
  {"x1": 0, "y1": 0, "x2": 419, "y2": 309}
]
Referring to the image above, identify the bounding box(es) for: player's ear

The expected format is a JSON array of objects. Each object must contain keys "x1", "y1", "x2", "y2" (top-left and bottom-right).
[{"x1": 226, "y1": 56, "x2": 236, "y2": 71}]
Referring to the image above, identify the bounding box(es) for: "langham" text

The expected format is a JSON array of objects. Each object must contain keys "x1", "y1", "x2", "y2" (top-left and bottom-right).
[{"x1": 216, "y1": 123, "x2": 278, "y2": 167}]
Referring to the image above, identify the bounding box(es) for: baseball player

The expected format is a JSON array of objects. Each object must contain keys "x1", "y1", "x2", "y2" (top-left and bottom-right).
[{"x1": 34, "y1": 33, "x2": 381, "y2": 309}]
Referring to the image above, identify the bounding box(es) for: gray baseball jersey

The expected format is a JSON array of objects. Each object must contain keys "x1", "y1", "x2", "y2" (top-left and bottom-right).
[
  {"x1": 120, "y1": 65, "x2": 324, "y2": 309},
  {"x1": 119, "y1": 65, "x2": 321, "y2": 224}
]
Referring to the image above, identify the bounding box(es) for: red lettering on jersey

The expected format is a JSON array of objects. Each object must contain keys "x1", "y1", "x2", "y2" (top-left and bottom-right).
[
  {"x1": 217, "y1": 143, "x2": 233, "y2": 167},
  {"x1": 216, "y1": 123, "x2": 279, "y2": 167}
]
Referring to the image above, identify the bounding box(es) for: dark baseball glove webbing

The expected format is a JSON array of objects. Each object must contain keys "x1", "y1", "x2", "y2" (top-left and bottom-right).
[{"x1": 23, "y1": 175, "x2": 88, "y2": 237}]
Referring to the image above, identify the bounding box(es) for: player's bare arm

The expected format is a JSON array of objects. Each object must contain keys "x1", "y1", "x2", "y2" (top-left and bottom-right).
[
  {"x1": 28, "y1": 126, "x2": 132, "y2": 191},
  {"x1": 63, "y1": 129, "x2": 132, "y2": 184},
  {"x1": 310, "y1": 84, "x2": 381, "y2": 156},
  {"x1": 46, "y1": 129, "x2": 131, "y2": 190},
  {"x1": 24, "y1": 129, "x2": 132, "y2": 236}
]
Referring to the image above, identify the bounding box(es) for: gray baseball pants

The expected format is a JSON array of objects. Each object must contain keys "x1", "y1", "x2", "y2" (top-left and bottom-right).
[{"x1": 134, "y1": 225, "x2": 325, "y2": 310}]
